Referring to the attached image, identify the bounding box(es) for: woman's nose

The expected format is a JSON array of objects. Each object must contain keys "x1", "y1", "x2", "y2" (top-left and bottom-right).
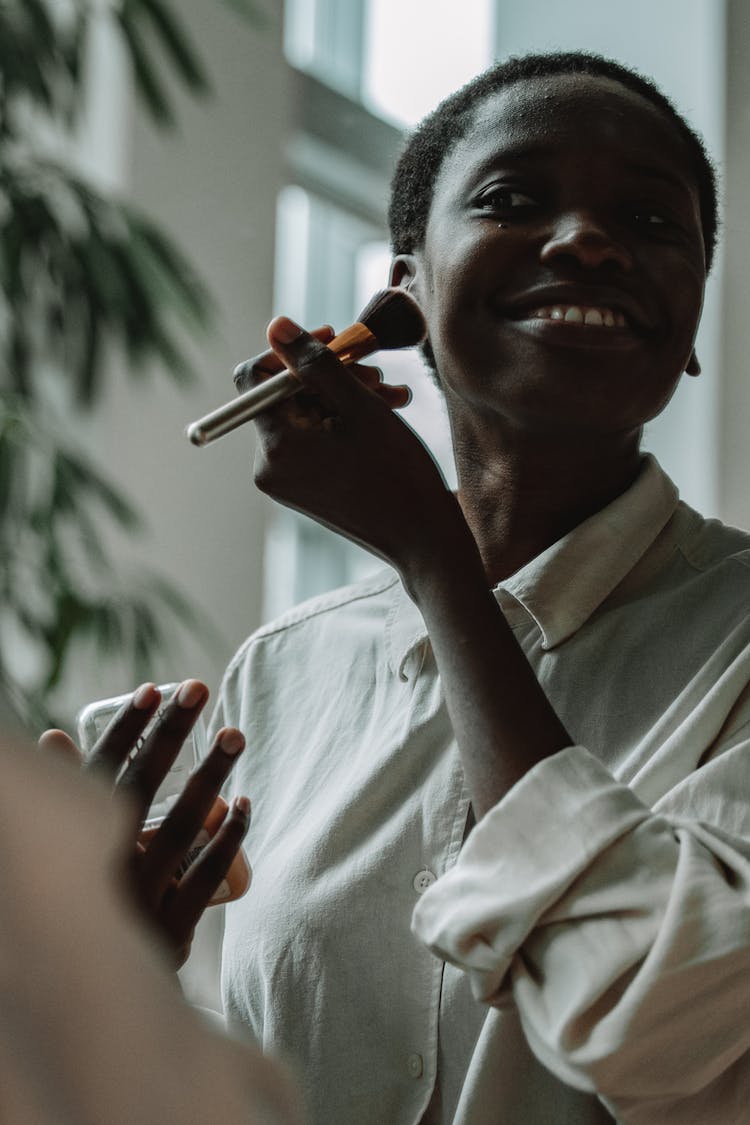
[{"x1": 539, "y1": 213, "x2": 633, "y2": 271}]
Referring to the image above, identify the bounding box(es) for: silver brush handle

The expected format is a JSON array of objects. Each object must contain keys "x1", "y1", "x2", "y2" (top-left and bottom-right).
[
  {"x1": 187, "y1": 312, "x2": 398, "y2": 448},
  {"x1": 186, "y1": 369, "x2": 299, "y2": 446}
]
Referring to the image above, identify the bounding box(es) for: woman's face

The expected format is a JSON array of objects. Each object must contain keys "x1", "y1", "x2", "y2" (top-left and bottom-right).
[{"x1": 398, "y1": 74, "x2": 707, "y2": 440}]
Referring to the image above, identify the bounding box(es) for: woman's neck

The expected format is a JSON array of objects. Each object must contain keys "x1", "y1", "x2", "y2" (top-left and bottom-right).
[{"x1": 452, "y1": 427, "x2": 643, "y2": 584}]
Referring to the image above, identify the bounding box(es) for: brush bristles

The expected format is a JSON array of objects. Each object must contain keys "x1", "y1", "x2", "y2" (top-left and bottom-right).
[{"x1": 358, "y1": 287, "x2": 426, "y2": 350}]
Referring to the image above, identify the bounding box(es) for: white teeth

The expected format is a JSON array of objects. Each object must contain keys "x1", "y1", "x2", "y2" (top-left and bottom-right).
[{"x1": 527, "y1": 304, "x2": 628, "y2": 328}]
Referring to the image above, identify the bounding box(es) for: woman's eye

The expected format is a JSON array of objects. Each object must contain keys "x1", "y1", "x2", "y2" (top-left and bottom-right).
[
  {"x1": 632, "y1": 209, "x2": 669, "y2": 227},
  {"x1": 475, "y1": 187, "x2": 537, "y2": 212}
]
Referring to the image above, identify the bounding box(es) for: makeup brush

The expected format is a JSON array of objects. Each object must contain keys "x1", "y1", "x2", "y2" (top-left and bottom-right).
[{"x1": 186, "y1": 287, "x2": 426, "y2": 447}]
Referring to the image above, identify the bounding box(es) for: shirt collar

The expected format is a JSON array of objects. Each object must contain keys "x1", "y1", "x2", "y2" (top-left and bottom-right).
[{"x1": 386, "y1": 455, "x2": 679, "y2": 677}]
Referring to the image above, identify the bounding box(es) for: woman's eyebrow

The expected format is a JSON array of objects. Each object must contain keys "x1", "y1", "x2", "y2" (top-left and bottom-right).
[
  {"x1": 624, "y1": 162, "x2": 696, "y2": 200},
  {"x1": 462, "y1": 145, "x2": 555, "y2": 188},
  {"x1": 476, "y1": 144, "x2": 555, "y2": 167}
]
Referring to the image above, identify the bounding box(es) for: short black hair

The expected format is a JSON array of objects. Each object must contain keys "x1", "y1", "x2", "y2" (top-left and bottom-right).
[{"x1": 388, "y1": 51, "x2": 719, "y2": 272}]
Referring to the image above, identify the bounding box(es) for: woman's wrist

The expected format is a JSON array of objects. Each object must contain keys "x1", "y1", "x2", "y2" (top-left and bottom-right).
[{"x1": 398, "y1": 498, "x2": 488, "y2": 609}]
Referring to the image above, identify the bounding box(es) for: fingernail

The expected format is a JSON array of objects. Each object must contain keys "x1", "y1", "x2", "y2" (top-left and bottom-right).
[
  {"x1": 133, "y1": 682, "x2": 157, "y2": 709},
  {"x1": 234, "y1": 795, "x2": 251, "y2": 818},
  {"x1": 273, "y1": 317, "x2": 303, "y2": 344},
  {"x1": 218, "y1": 728, "x2": 245, "y2": 756},
  {"x1": 176, "y1": 679, "x2": 207, "y2": 709}
]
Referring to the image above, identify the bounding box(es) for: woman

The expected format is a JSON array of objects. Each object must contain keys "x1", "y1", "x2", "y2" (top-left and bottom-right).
[
  {"x1": 211, "y1": 52, "x2": 750, "y2": 1124},
  {"x1": 64, "y1": 51, "x2": 748, "y2": 1124}
]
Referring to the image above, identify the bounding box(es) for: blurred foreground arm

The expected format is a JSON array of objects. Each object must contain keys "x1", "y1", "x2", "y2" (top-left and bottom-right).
[{"x1": 0, "y1": 731, "x2": 305, "y2": 1125}]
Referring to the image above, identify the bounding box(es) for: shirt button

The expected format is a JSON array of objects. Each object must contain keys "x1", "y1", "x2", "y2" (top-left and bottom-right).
[
  {"x1": 407, "y1": 1053, "x2": 424, "y2": 1078},
  {"x1": 413, "y1": 869, "x2": 436, "y2": 894}
]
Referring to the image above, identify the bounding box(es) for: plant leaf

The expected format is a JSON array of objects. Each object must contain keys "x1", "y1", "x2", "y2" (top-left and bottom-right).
[
  {"x1": 115, "y1": 6, "x2": 176, "y2": 128},
  {"x1": 219, "y1": 0, "x2": 267, "y2": 28},
  {"x1": 127, "y1": 0, "x2": 210, "y2": 95}
]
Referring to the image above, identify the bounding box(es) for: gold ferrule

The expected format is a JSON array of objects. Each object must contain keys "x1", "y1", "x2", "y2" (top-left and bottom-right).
[{"x1": 329, "y1": 322, "x2": 379, "y2": 365}]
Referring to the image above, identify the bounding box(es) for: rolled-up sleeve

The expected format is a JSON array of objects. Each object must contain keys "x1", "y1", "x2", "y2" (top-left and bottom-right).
[{"x1": 411, "y1": 743, "x2": 750, "y2": 1118}]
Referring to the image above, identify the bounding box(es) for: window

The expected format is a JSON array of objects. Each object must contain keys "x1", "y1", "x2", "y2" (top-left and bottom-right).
[
  {"x1": 285, "y1": 0, "x2": 495, "y2": 127},
  {"x1": 363, "y1": 0, "x2": 495, "y2": 126},
  {"x1": 284, "y1": 0, "x2": 366, "y2": 104}
]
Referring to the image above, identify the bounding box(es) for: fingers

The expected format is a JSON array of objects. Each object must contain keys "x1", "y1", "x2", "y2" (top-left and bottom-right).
[
  {"x1": 167, "y1": 797, "x2": 252, "y2": 938},
  {"x1": 137, "y1": 726, "x2": 246, "y2": 899},
  {"x1": 351, "y1": 364, "x2": 412, "y2": 410},
  {"x1": 235, "y1": 312, "x2": 414, "y2": 429},
  {"x1": 265, "y1": 317, "x2": 352, "y2": 405},
  {"x1": 117, "y1": 680, "x2": 209, "y2": 823},
  {"x1": 85, "y1": 682, "x2": 161, "y2": 779},
  {"x1": 38, "y1": 728, "x2": 83, "y2": 765},
  {"x1": 374, "y1": 382, "x2": 412, "y2": 410},
  {"x1": 54, "y1": 676, "x2": 252, "y2": 967},
  {"x1": 234, "y1": 324, "x2": 335, "y2": 393},
  {"x1": 262, "y1": 316, "x2": 415, "y2": 420}
]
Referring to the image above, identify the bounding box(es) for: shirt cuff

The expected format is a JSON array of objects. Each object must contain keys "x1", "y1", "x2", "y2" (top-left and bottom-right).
[{"x1": 411, "y1": 744, "x2": 652, "y2": 1003}]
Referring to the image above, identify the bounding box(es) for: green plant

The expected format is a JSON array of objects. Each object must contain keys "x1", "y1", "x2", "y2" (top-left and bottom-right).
[{"x1": 0, "y1": 0, "x2": 263, "y2": 727}]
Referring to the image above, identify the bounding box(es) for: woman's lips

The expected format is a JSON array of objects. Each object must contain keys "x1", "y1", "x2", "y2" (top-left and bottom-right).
[
  {"x1": 502, "y1": 303, "x2": 642, "y2": 350},
  {"x1": 523, "y1": 304, "x2": 628, "y2": 328},
  {"x1": 499, "y1": 284, "x2": 656, "y2": 335}
]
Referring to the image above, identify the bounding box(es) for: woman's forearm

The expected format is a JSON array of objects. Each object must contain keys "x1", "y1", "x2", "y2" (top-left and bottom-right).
[{"x1": 401, "y1": 514, "x2": 571, "y2": 818}]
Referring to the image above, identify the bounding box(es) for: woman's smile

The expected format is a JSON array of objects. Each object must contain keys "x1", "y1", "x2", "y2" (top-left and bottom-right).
[
  {"x1": 524, "y1": 306, "x2": 628, "y2": 327},
  {"x1": 503, "y1": 308, "x2": 641, "y2": 352},
  {"x1": 494, "y1": 280, "x2": 658, "y2": 353}
]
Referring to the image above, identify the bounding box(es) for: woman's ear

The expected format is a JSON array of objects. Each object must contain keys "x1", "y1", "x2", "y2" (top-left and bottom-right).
[
  {"x1": 389, "y1": 255, "x2": 418, "y2": 292},
  {"x1": 686, "y1": 350, "x2": 701, "y2": 377}
]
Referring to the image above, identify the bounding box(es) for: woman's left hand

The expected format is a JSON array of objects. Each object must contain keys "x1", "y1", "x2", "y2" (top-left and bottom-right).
[
  {"x1": 39, "y1": 680, "x2": 250, "y2": 967},
  {"x1": 238, "y1": 316, "x2": 465, "y2": 579}
]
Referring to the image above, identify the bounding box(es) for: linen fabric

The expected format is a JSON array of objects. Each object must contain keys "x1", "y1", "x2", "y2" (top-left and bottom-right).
[{"x1": 212, "y1": 456, "x2": 750, "y2": 1124}]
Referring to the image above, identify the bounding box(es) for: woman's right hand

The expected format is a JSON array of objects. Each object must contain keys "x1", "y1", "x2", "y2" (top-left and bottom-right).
[
  {"x1": 235, "y1": 317, "x2": 461, "y2": 581},
  {"x1": 39, "y1": 680, "x2": 250, "y2": 967}
]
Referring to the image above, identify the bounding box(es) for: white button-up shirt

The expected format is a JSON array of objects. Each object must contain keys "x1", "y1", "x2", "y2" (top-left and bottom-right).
[{"x1": 212, "y1": 456, "x2": 750, "y2": 1124}]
